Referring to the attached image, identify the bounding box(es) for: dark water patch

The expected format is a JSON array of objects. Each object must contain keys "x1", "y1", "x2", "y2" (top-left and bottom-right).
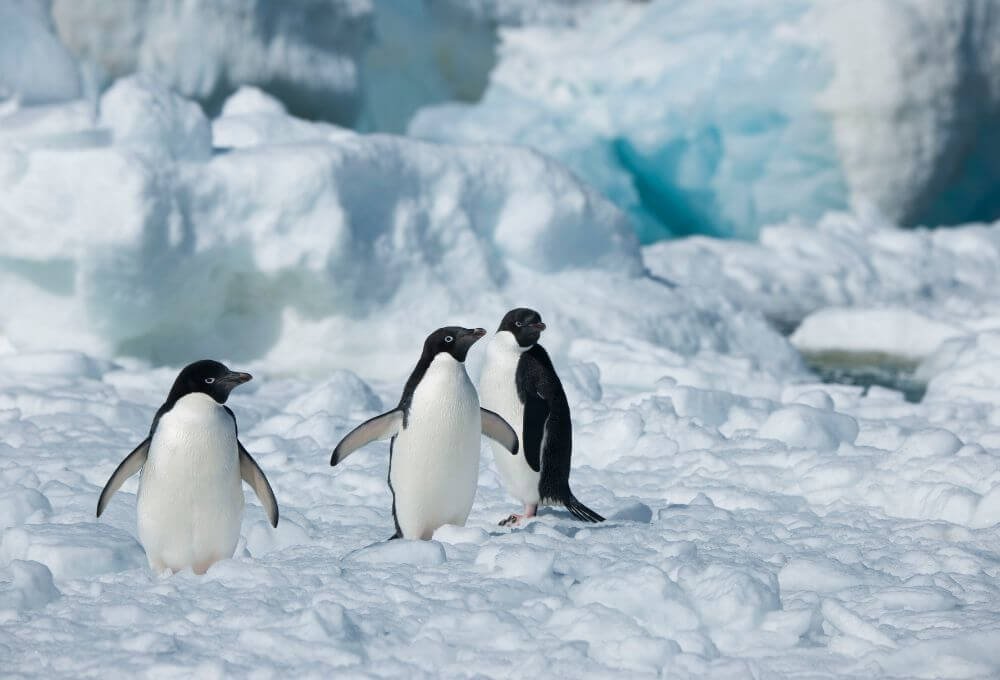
[{"x1": 801, "y1": 350, "x2": 926, "y2": 403}]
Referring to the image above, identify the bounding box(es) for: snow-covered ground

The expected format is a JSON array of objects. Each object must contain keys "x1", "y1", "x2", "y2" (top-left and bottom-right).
[
  {"x1": 3, "y1": 277, "x2": 1000, "y2": 677},
  {"x1": 3, "y1": 2, "x2": 1000, "y2": 677}
]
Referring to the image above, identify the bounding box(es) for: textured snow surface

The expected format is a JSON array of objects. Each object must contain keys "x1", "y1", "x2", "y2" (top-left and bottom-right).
[
  {"x1": 411, "y1": 0, "x2": 1000, "y2": 240},
  {"x1": 2, "y1": 324, "x2": 1000, "y2": 677}
]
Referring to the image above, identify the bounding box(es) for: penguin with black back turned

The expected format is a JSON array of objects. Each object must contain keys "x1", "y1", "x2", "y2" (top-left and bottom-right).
[
  {"x1": 97, "y1": 360, "x2": 279, "y2": 574},
  {"x1": 480, "y1": 308, "x2": 604, "y2": 525},
  {"x1": 331, "y1": 327, "x2": 519, "y2": 540}
]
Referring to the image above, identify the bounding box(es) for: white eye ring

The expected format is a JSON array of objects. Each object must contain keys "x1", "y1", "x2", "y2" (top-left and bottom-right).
[
  {"x1": 515, "y1": 321, "x2": 524, "y2": 327},
  {"x1": 204, "y1": 377, "x2": 215, "y2": 384},
  {"x1": 444, "y1": 335, "x2": 454, "y2": 343}
]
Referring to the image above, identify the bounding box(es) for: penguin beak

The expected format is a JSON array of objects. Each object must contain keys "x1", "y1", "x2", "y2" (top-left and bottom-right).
[
  {"x1": 531, "y1": 322, "x2": 546, "y2": 331},
  {"x1": 220, "y1": 371, "x2": 253, "y2": 387},
  {"x1": 471, "y1": 328, "x2": 487, "y2": 339}
]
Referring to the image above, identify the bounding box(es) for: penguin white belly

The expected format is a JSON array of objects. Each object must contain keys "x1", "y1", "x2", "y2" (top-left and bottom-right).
[
  {"x1": 390, "y1": 355, "x2": 481, "y2": 540},
  {"x1": 480, "y1": 336, "x2": 541, "y2": 505},
  {"x1": 137, "y1": 393, "x2": 244, "y2": 573}
]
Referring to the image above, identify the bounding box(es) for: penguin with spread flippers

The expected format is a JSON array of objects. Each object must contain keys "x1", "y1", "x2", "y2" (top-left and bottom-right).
[
  {"x1": 97, "y1": 360, "x2": 279, "y2": 574},
  {"x1": 331, "y1": 327, "x2": 519, "y2": 540},
  {"x1": 479, "y1": 308, "x2": 604, "y2": 526}
]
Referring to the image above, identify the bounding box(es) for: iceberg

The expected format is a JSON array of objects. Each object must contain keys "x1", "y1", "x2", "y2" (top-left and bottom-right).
[
  {"x1": 411, "y1": 0, "x2": 1000, "y2": 241},
  {"x1": 49, "y1": 0, "x2": 373, "y2": 124}
]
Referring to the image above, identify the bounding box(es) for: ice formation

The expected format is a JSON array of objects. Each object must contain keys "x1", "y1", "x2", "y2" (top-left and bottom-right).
[
  {"x1": 411, "y1": 0, "x2": 1000, "y2": 241},
  {"x1": 49, "y1": 0, "x2": 372, "y2": 124},
  {"x1": 0, "y1": 0, "x2": 81, "y2": 105},
  {"x1": 0, "y1": 78, "x2": 798, "y2": 380},
  {"x1": 359, "y1": 0, "x2": 606, "y2": 132}
]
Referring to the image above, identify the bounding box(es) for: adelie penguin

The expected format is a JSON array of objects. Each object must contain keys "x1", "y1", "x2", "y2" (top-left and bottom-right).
[
  {"x1": 96, "y1": 360, "x2": 279, "y2": 574},
  {"x1": 331, "y1": 327, "x2": 519, "y2": 540},
  {"x1": 480, "y1": 308, "x2": 604, "y2": 526}
]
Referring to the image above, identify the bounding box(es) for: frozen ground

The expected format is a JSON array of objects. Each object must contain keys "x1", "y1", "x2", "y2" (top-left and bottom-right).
[
  {"x1": 2, "y1": 308, "x2": 1000, "y2": 677},
  {"x1": 3, "y1": 221, "x2": 1000, "y2": 677}
]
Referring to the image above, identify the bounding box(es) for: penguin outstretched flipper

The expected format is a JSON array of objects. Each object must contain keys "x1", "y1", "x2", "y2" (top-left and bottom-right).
[
  {"x1": 96, "y1": 438, "x2": 150, "y2": 518},
  {"x1": 481, "y1": 409, "x2": 518, "y2": 455},
  {"x1": 239, "y1": 442, "x2": 279, "y2": 527},
  {"x1": 331, "y1": 410, "x2": 403, "y2": 465}
]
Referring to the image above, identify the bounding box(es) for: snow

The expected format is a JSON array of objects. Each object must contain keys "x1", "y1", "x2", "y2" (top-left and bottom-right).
[
  {"x1": 411, "y1": 0, "x2": 1000, "y2": 240},
  {"x1": 2, "y1": 23, "x2": 1000, "y2": 679}
]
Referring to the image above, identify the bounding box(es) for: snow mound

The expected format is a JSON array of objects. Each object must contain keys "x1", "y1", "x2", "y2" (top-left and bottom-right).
[
  {"x1": 411, "y1": 0, "x2": 1000, "y2": 240},
  {"x1": 791, "y1": 307, "x2": 964, "y2": 361},
  {"x1": 50, "y1": 0, "x2": 372, "y2": 124},
  {"x1": 757, "y1": 404, "x2": 858, "y2": 451},
  {"x1": 0, "y1": 523, "x2": 145, "y2": 579},
  {"x1": 100, "y1": 75, "x2": 211, "y2": 161},
  {"x1": 0, "y1": 0, "x2": 81, "y2": 105},
  {"x1": 0, "y1": 560, "x2": 60, "y2": 612}
]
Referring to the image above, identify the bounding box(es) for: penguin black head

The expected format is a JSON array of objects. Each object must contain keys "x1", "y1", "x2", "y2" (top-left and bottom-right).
[
  {"x1": 166, "y1": 360, "x2": 253, "y2": 405},
  {"x1": 498, "y1": 308, "x2": 546, "y2": 347},
  {"x1": 423, "y1": 327, "x2": 487, "y2": 363}
]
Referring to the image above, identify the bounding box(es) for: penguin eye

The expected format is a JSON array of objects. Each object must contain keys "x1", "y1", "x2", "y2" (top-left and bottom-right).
[
  {"x1": 515, "y1": 321, "x2": 524, "y2": 328},
  {"x1": 444, "y1": 335, "x2": 454, "y2": 343},
  {"x1": 204, "y1": 377, "x2": 216, "y2": 384}
]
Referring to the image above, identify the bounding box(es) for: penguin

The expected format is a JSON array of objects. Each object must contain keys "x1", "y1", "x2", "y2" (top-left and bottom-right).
[
  {"x1": 479, "y1": 308, "x2": 604, "y2": 526},
  {"x1": 330, "y1": 327, "x2": 519, "y2": 540},
  {"x1": 96, "y1": 360, "x2": 279, "y2": 574}
]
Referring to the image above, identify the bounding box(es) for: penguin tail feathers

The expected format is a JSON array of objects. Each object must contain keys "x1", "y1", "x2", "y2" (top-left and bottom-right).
[{"x1": 564, "y1": 494, "x2": 604, "y2": 523}]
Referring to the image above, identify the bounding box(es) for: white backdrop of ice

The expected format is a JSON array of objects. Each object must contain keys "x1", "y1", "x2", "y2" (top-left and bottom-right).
[
  {"x1": 0, "y1": 78, "x2": 801, "y2": 382},
  {"x1": 411, "y1": 0, "x2": 1000, "y2": 240},
  {"x1": 359, "y1": 0, "x2": 607, "y2": 132},
  {"x1": 0, "y1": 0, "x2": 81, "y2": 105},
  {"x1": 49, "y1": 0, "x2": 372, "y2": 124}
]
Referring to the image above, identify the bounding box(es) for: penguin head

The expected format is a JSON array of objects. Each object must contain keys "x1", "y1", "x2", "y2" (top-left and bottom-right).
[
  {"x1": 424, "y1": 327, "x2": 487, "y2": 362},
  {"x1": 498, "y1": 308, "x2": 546, "y2": 347},
  {"x1": 167, "y1": 360, "x2": 253, "y2": 404}
]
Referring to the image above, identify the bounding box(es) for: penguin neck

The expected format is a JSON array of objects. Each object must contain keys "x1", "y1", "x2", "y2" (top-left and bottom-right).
[
  {"x1": 492, "y1": 330, "x2": 532, "y2": 355},
  {"x1": 398, "y1": 351, "x2": 469, "y2": 419}
]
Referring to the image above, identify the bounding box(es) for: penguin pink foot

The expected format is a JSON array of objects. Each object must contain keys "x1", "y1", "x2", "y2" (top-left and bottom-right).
[{"x1": 499, "y1": 503, "x2": 537, "y2": 527}]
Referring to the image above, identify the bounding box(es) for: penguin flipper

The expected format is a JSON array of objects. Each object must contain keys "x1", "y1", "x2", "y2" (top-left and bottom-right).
[
  {"x1": 96, "y1": 438, "x2": 150, "y2": 518},
  {"x1": 239, "y1": 441, "x2": 279, "y2": 527},
  {"x1": 481, "y1": 408, "x2": 519, "y2": 455},
  {"x1": 331, "y1": 410, "x2": 403, "y2": 465}
]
